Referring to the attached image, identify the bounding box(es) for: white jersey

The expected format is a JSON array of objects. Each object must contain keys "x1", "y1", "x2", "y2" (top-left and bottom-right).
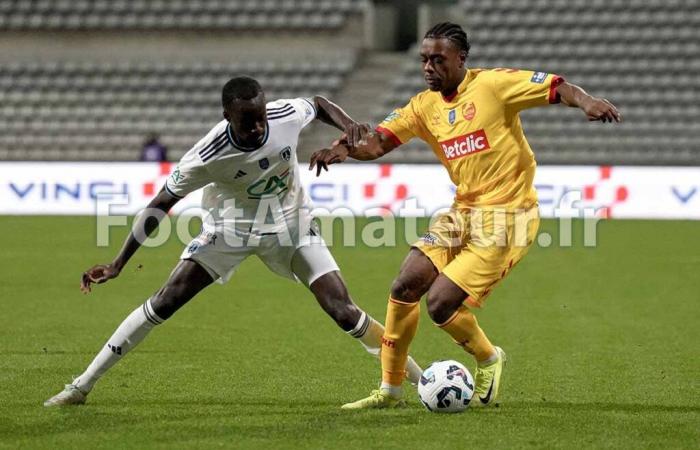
[{"x1": 165, "y1": 98, "x2": 317, "y2": 234}]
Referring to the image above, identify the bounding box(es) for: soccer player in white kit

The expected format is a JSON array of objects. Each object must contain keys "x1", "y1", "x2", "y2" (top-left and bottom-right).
[{"x1": 44, "y1": 76, "x2": 422, "y2": 406}]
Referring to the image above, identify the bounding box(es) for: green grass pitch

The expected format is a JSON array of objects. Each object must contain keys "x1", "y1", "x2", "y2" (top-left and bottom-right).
[{"x1": 0, "y1": 216, "x2": 698, "y2": 449}]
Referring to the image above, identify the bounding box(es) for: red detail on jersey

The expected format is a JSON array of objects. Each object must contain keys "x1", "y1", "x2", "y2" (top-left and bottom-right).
[
  {"x1": 439, "y1": 129, "x2": 491, "y2": 160},
  {"x1": 601, "y1": 166, "x2": 612, "y2": 180},
  {"x1": 364, "y1": 184, "x2": 375, "y2": 198},
  {"x1": 143, "y1": 182, "x2": 154, "y2": 196},
  {"x1": 380, "y1": 164, "x2": 391, "y2": 178},
  {"x1": 584, "y1": 185, "x2": 595, "y2": 200},
  {"x1": 396, "y1": 184, "x2": 408, "y2": 200},
  {"x1": 376, "y1": 126, "x2": 402, "y2": 147},
  {"x1": 442, "y1": 90, "x2": 458, "y2": 102},
  {"x1": 549, "y1": 76, "x2": 565, "y2": 104},
  {"x1": 159, "y1": 162, "x2": 171, "y2": 175}
]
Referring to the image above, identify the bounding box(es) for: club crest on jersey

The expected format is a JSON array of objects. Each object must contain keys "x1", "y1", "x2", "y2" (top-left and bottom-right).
[
  {"x1": 279, "y1": 146, "x2": 291, "y2": 161},
  {"x1": 448, "y1": 109, "x2": 457, "y2": 125},
  {"x1": 259, "y1": 158, "x2": 270, "y2": 170},
  {"x1": 462, "y1": 102, "x2": 476, "y2": 121}
]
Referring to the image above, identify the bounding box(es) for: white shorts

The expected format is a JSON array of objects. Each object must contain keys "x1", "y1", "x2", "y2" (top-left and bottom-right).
[{"x1": 180, "y1": 220, "x2": 339, "y2": 286}]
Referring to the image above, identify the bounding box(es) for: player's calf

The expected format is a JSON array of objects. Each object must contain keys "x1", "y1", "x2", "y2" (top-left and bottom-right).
[
  {"x1": 309, "y1": 271, "x2": 423, "y2": 384},
  {"x1": 44, "y1": 298, "x2": 165, "y2": 406}
]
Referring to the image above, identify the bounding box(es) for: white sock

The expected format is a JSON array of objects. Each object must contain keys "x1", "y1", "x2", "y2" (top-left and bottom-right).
[
  {"x1": 347, "y1": 311, "x2": 423, "y2": 385},
  {"x1": 73, "y1": 299, "x2": 163, "y2": 393},
  {"x1": 380, "y1": 382, "x2": 403, "y2": 399},
  {"x1": 477, "y1": 350, "x2": 499, "y2": 367}
]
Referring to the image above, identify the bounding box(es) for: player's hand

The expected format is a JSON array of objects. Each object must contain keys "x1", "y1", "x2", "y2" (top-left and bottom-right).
[
  {"x1": 80, "y1": 263, "x2": 120, "y2": 294},
  {"x1": 581, "y1": 96, "x2": 622, "y2": 123},
  {"x1": 344, "y1": 122, "x2": 373, "y2": 147},
  {"x1": 309, "y1": 144, "x2": 350, "y2": 177}
]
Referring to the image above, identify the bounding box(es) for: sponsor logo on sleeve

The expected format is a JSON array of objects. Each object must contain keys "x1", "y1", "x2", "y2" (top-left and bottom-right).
[
  {"x1": 279, "y1": 146, "x2": 291, "y2": 161},
  {"x1": 531, "y1": 71, "x2": 548, "y2": 84},
  {"x1": 170, "y1": 167, "x2": 184, "y2": 184},
  {"x1": 439, "y1": 129, "x2": 491, "y2": 160},
  {"x1": 382, "y1": 111, "x2": 400, "y2": 123}
]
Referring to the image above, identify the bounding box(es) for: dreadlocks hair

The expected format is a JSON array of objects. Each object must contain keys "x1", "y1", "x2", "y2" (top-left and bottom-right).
[{"x1": 424, "y1": 22, "x2": 471, "y2": 57}]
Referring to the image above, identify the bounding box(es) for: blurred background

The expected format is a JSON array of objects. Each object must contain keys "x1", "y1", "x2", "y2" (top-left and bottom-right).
[{"x1": 0, "y1": 0, "x2": 698, "y2": 166}]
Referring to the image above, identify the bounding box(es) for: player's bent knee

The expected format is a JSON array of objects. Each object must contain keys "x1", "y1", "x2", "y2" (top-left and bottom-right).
[
  {"x1": 390, "y1": 277, "x2": 428, "y2": 302},
  {"x1": 426, "y1": 292, "x2": 457, "y2": 325}
]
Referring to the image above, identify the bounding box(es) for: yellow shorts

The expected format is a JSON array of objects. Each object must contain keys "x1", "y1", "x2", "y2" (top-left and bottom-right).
[{"x1": 414, "y1": 206, "x2": 540, "y2": 308}]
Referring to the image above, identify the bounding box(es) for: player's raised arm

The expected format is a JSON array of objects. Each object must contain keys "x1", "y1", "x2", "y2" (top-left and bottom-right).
[
  {"x1": 80, "y1": 188, "x2": 181, "y2": 294},
  {"x1": 555, "y1": 81, "x2": 622, "y2": 123}
]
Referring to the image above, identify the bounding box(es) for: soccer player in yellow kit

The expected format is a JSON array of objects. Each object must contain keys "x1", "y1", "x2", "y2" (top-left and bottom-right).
[{"x1": 310, "y1": 22, "x2": 621, "y2": 409}]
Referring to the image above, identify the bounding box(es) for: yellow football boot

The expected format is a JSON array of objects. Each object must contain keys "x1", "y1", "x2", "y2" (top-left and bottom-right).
[
  {"x1": 341, "y1": 389, "x2": 406, "y2": 410},
  {"x1": 471, "y1": 346, "x2": 506, "y2": 407}
]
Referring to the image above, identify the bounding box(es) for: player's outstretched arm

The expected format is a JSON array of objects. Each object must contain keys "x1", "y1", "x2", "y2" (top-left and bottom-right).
[
  {"x1": 80, "y1": 188, "x2": 181, "y2": 293},
  {"x1": 308, "y1": 127, "x2": 398, "y2": 176},
  {"x1": 556, "y1": 81, "x2": 622, "y2": 123},
  {"x1": 312, "y1": 96, "x2": 374, "y2": 147}
]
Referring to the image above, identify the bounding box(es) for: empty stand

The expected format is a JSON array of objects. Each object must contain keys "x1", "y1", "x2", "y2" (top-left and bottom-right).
[
  {"x1": 0, "y1": 0, "x2": 365, "y2": 30},
  {"x1": 0, "y1": 58, "x2": 355, "y2": 160}
]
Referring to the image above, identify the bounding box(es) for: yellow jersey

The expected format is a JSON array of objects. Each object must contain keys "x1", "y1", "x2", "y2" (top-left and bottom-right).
[{"x1": 376, "y1": 68, "x2": 564, "y2": 211}]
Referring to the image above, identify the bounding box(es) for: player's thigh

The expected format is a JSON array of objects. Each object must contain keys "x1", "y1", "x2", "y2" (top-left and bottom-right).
[
  {"x1": 441, "y1": 242, "x2": 509, "y2": 309},
  {"x1": 151, "y1": 259, "x2": 215, "y2": 319},
  {"x1": 509, "y1": 206, "x2": 540, "y2": 264},
  {"x1": 390, "y1": 248, "x2": 440, "y2": 302},
  {"x1": 182, "y1": 230, "x2": 251, "y2": 284},
  {"x1": 290, "y1": 243, "x2": 340, "y2": 288}
]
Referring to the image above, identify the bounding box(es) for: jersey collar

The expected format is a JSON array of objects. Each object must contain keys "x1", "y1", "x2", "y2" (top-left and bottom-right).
[
  {"x1": 441, "y1": 70, "x2": 471, "y2": 103},
  {"x1": 226, "y1": 122, "x2": 270, "y2": 152}
]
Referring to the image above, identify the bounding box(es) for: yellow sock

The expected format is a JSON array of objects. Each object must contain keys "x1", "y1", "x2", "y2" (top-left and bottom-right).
[
  {"x1": 381, "y1": 297, "x2": 420, "y2": 386},
  {"x1": 438, "y1": 305, "x2": 496, "y2": 363}
]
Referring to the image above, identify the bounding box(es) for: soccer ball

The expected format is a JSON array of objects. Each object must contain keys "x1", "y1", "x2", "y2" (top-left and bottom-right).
[{"x1": 418, "y1": 360, "x2": 475, "y2": 413}]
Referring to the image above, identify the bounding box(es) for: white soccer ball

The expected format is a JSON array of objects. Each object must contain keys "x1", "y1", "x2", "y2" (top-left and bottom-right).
[{"x1": 418, "y1": 360, "x2": 475, "y2": 413}]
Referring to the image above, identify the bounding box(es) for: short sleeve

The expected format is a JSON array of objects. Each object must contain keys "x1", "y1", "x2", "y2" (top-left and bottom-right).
[
  {"x1": 375, "y1": 96, "x2": 426, "y2": 146},
  {"x1": 491, "y1": 69, "x2": 565, "y2": 111},
  {"x1": 164, "y1": 149, "x2": 211, "y2": 199},
  {"x1": 286, "y1": 97, "x2": 317, "y2": 129}
]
